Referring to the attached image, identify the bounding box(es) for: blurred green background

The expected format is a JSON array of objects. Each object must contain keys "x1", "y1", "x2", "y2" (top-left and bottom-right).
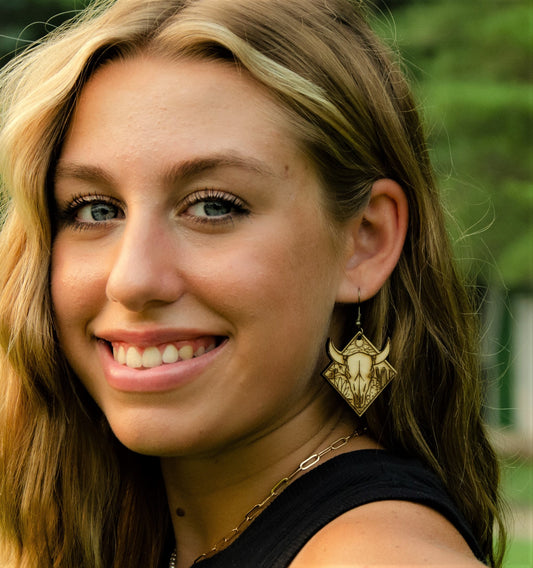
[{"x1": 1, "y1": 0, "x2": 531, "y2": 565}]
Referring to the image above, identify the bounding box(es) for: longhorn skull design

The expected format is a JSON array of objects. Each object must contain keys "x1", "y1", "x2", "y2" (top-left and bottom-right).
[{"x1": 323, "y1": 332, "x2": 395, "y2": 416}]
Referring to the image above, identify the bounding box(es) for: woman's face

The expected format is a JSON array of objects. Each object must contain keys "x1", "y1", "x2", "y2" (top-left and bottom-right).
[{"x1": 51, "y1": 56, "x2": 350, "y2": 456}]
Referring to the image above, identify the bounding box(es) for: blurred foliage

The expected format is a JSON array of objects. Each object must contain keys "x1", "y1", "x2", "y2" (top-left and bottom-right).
[
  {"x1": 0, "y1": 0, "x2": 531, "y2": 287},
  {"x1": 373, "y1": 0, "x2": 532, "y2": 288},
  {"x1": 0, "y1": 0, "x2": 80, "y2": 63}
]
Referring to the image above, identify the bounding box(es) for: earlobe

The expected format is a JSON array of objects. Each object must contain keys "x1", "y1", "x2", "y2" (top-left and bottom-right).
[{"x1": 335, "y1": 179, "x2": 408, "y2": 303}]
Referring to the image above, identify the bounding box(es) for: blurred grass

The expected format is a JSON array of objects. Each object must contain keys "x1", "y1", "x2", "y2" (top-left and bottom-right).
[
  {"x1": 504, "y1": 539, "x2": 532, "y2": 567},
  {"x1": 501, "y1": 457, "x2": 533, "y2": 567}
]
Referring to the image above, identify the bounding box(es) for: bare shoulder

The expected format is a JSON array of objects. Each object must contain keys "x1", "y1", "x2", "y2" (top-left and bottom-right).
[{"x1": 289, "y1": 500, "x2": 485, "y2": 567}]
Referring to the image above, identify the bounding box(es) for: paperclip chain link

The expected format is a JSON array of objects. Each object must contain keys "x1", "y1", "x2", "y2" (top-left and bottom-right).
[{"x1": 168, "y1": 426, "x2": 366, "y2": 567}]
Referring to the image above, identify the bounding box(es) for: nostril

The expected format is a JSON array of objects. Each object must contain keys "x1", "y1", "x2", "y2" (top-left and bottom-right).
[{"x1": 105, "y1": 257, "x2": 186, "y2": 311}]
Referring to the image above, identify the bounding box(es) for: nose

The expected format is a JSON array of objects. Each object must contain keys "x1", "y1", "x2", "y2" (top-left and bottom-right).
[{"x1": 105, "y1": 215, "x2": 185, "y2": 312}]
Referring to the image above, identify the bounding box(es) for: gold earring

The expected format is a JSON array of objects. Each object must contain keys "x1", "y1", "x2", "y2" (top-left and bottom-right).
[{"x1": 322, "y1": 293, "x2": 396, "y2": 417}]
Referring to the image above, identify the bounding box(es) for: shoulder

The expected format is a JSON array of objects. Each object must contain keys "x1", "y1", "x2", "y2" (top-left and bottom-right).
[{"x1": 289, "y1": 500, "x2": 485, "y2": 567}]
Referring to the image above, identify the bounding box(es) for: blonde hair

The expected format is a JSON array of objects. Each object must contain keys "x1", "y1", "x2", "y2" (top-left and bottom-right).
[{"x1": 0, "y1": 0, "x2": 505, "y2": 566}]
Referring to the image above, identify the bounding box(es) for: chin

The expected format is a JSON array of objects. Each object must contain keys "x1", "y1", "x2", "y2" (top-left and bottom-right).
[
  {"x1": 104, "y1": 412, "x2": 208, "y2": 458},
  {"x1": 113, "y1": 429, "x2": 186, "y2": 457}
]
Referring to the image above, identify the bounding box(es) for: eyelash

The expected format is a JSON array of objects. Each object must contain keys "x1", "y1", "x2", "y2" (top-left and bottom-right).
[
  {"x1": 55, "y1": 193, "x2": 123, "y2": 231},
  {"x1": 180, "y1": 189, "x2": 249, "y2": 225},
  {"x1": 55, "y1": 189, "x2": 249, "y2": 231}
]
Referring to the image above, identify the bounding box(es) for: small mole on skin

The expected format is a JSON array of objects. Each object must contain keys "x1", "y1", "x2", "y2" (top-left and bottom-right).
[{"x1": 175, "y1": 507, "x2": 186, "y2": 517}]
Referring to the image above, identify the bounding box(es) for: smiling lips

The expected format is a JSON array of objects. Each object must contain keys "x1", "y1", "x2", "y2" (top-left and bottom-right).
[{"x1": 111, "y1": 337, "x2": 217, "y2": 370}]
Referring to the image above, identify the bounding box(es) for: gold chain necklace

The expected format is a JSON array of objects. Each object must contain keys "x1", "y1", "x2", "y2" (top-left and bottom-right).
[{"x1": 168, "y1": 427, "x2": 365, "y2": 567}]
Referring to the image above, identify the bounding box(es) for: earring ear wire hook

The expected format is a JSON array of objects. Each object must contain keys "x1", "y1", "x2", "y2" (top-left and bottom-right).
[{"x1": 355, "y1": 288, "x2": 362, "y2": 332}]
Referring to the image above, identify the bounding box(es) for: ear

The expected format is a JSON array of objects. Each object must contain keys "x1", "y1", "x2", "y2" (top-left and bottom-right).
[{"x1": 335, "y1": 179, "x2": 408, "y2": 302}]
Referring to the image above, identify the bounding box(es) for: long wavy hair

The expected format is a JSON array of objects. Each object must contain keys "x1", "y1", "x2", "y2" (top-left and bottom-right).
[{"x1": 0, "y1": 0, "x2": 505, "y2": 566}]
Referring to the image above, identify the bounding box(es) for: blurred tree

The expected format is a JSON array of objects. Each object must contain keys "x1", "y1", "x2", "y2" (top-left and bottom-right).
[{"x1": 374, "y1": 0, "x2": 532, "y2": 288}]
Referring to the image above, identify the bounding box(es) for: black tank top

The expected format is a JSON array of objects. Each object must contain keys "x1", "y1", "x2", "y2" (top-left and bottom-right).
[{"x1": 188, "y1": 450, "x2": 485, "y2": 567}]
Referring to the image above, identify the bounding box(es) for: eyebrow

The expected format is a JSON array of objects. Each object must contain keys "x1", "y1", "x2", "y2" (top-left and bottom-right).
[
  {"x1": 53, "y1": 153, "x2": 280, "y2": 187},
  {"x1": 53, "y1": 162, "x2": 114, "y2": 186},
  {"x1": 163, "y1": 154, "x2": 280, "y2": 184}
]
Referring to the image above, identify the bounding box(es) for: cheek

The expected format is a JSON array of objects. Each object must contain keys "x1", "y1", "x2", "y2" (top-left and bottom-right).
[
  {"x1": 195, "y1": 223, "x2": 340, "y2": 331},
  {"x1": 50, "y1": 239, "x2": 107, "y2": 334}
]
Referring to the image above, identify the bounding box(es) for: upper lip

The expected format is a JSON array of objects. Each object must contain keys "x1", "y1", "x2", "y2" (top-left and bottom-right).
[{"x1": 95, "y1": 328, "x2": 225, "y2": 346}]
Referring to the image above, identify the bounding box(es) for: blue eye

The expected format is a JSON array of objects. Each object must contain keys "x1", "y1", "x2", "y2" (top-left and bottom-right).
[
  {"x1": 55, "y1": 193, "x2": 124, "y2": 230},
  {"x1": 182, "y1": 190, "x2": 249, "y2": 223},
  {"x1": 187, "y1": 200, "x2": 234, "y2": 218},
  {"x1": 78, "y1": 202, "x2": 120, "y2": 222}
]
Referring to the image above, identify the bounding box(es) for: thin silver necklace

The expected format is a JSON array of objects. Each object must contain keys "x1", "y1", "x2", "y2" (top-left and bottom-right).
[{"x1": 168, "y1": 427, "x2": 365, "y2": 567}]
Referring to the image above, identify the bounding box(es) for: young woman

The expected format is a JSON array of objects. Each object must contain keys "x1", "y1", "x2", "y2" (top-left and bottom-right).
[{"x1": 0, "y1": 1, "x2": 506, "y2": 566}]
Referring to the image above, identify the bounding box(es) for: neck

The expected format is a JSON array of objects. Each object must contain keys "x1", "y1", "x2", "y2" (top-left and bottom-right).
[{"x1": 160, "y1": 405, "x2": 365, "y2": 568}]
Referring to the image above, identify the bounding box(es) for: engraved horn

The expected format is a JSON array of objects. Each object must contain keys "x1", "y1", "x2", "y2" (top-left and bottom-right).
[
  {"x1": 327, "y1": 339, "x2": 345, "y2": 364},
  {"x1": 374, "y1": 339, "x2": 390, "y2": 365}
]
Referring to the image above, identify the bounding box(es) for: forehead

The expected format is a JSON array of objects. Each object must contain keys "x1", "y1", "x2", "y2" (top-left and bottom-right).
[
  {"x1": 59, "y1": 55, "x2": 308, "y2": 179},
  {"x1": 69, "y1": 55, "x2": 288, "y2": 140}
]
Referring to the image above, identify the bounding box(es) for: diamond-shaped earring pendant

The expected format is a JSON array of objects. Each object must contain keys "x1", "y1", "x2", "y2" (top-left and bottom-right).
[{"x1": 322, "y1": 330, "x2": 396, "y2": 417}]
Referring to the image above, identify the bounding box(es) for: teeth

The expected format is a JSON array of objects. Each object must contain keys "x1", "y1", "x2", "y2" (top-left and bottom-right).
[
  {"x1": 113, "y1": 341, "x2": 217, "y2": 369},
  {"x1": 179, "y1": 345, "x2": 194, "y2": 360},
  {"x1": 117, "y1": 345, "x2": 126, "y2": 365},
  {"x1": 142, "y1": 346, "x2": 162, "y2": 368},
  {"x1": 195, "y1": 346, "x2": 205, "y2": 357},
  {"x1": 126, "y1": 347, "x2": 143, "y2": 368},
  {"x1": 162, "y1": 344, "x2": 179, "y2": 364}
]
